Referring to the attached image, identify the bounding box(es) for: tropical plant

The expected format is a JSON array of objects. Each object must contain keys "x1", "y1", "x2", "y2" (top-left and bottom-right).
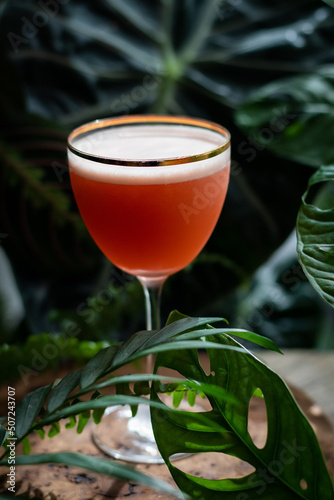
[
  {"x1": 0, "y1": 0, "x2": 334, "y2": 498},
  {"x1": 235, "y1": 67, "x2": 334, "y2": 308},
  {"x1": 1, "y1": 313, "x2": 333, "y2": 498},
  {"x1": 1, "y1": 0, "x2": 334, "y2": 340}
]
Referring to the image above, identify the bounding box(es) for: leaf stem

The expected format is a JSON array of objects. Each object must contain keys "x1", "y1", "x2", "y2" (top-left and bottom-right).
[
  {"x1": 154, "y1": 0, "x2": 219, "y2": 112},
  {"x1": 179, "y1": 0, "x2": 219, "y2": 66}
]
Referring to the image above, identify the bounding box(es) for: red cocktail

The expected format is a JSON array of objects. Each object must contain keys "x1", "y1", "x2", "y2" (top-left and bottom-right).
[{"x1": 67, "y1": 115, "x2": 231, "y2": 462}]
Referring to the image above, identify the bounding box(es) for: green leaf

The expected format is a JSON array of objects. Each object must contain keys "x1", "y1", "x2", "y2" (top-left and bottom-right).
[
  {"x1": 112, "y1": 317, "x2": 224, "y2": 367},
  {"x1": 111, "y1": 330, "x2": 152, "y2": 368},
  {"x1": 47, "y1": 369, "x2": 82, "y2": 413},
  {"x1": 235, "y1": 67, "x2": 334, "y2": 168},
  {"x1": 15, "y1": 384, "x2": 52, "y2": 440},
  {"x1": 134, "y1": 379, "x2": 151, "y2": 396},
  {"x1": 104, "y1": 0, "x2": 161, "y2": 41},
  {"x1": 252, "y1": 387, "x2": 265, "y2": 398},
  {"x1": 0, "y1": 496, "x2": 30, "y2": 500},
  {"x1": 22, "y1": 436, "x2": 31, "y2": 455},
  {"x1": 187, "y1": 390, "x2": 197, "y2": 407},
  {"x1": 65, "y1": 415, "x2": 77, "y2": 429},
  {"x1": 3, "y1": 0, "x2": 330, "y2": 316},
  {"x1": 297, "y1": 165, "x2": 334, "y2": 307},
  {"x1": 0, "y1": 452, "x2": 185, "y2": 499},
  {"x1": 174, "y1": 326, "x2": 282, "y2": 354},
  {"x1": 77, "y1": 411, "x2": 91, "y2": 434},
  {"x1": 0, "y1": 424, "x2": 6, "y2": 446},
  {"x1": 144, "y1": 316, "x2": 225, "y2": 348},
  {"x1": 92, "y1": 408, "x2": 105, "y2": 425},
  {"x1": 226, "y1": 330, "x2": 283, "y2": 354},
  {"x1": 80, "y1": 345, "x2": 118, "y2": 389},
  {"x1": 173, "y1": 387, "x2": 186, "y2": 409},
  {"x1": 34, "y1": 428, "x2": 45, "y2": 439},
  {"x1": 152, "y1": 334, "x2": 334, "y2": 499},
  {"x1": 48, "y1": 422, "x2": 61, "y2": 438}
]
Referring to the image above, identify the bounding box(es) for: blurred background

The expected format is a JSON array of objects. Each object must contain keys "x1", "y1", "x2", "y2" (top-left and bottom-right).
[{"x1": 0, "y1": 0, "x2": 334, "y2": 382}]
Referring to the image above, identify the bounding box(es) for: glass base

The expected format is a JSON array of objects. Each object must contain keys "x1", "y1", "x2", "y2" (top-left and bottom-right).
[
  {"x1": 92, "y1": 404, "x2": 165, "y2": 464},
  {"x1": 91, "y1": 400, "x2": 200, "y2": 464}
]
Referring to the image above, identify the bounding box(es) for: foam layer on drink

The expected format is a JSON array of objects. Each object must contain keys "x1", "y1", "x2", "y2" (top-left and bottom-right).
[{"x1": 68, "y1": 124, "x2": 230, "y2": 185}]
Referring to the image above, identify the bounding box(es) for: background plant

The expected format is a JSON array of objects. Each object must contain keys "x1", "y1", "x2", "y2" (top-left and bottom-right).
[{"x1": 0, "y1": 2, "x2": 334, "y2": 495}]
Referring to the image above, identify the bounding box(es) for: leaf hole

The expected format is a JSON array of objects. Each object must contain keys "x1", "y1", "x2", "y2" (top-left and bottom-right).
[
  {"x1": 247, "y1": 388, "x2": 268, "y2": 449},
  {"x1": 170, "y1": 452, "x2": 255, "y2": 480},
  {"x1": 155, "y1": 367, "x2": 210, "y2": 411},
  {"x1": 300, "y1": 479, "x2": 308, "y2": 491}
]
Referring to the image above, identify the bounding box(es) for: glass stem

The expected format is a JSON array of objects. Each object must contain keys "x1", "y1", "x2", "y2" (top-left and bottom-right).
[{"x1": 138, "y1": 277, "x2": 166, "y2": 374}]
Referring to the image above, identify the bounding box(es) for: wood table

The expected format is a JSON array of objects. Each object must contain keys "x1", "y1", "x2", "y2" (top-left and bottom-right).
[
  {"x1": 0, "y1": 349, "x2": 333, "y2": 498},
  {"x1": 260, "y1": 349, "x2": 334, "y2": 427}
]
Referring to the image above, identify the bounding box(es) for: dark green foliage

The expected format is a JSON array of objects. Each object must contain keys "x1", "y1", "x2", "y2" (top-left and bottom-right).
[
  {"x1": 151, "y1": 316, "x2": 333, "y2": 499},
  {"x1": 297, "y1": 165, "x2": 334, "y2": 307},
  {"x1": 10, "y1": 452, "x2": 185, "y2": 499},
  {"x1": 15, "y1": 384, "x2": 52, "y2": 440},
  {"x1": 235, "y1": 65, "x2": 334, "y2": 308},
  {"x1": 0, "y1": 334, "x2": 108, "y2": 383},
  {"x1": 1, "y1": 0, "x2": 332, "y2": 335},
  {"x1": 1, "y1": 315, "x2": 333, "y2": 498}
]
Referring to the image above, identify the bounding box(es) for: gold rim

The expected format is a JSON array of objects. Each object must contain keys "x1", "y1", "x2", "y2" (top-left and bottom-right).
[{"x1": 67, "y1": 115, "x2": 231, "y2": 167}]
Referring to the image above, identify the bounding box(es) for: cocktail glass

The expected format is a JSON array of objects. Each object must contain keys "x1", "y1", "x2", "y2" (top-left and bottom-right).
[{"x1": 67, "y1": 115, "x2": 230, "y2": 463}]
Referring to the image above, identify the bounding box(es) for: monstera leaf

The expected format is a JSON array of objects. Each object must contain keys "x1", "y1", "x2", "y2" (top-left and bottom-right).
[
  {"x1": 297, "y1": 165, "x2": 334, "y2": 308},
  {"x1": 1, "y1": 0, "x2": 334, "y2": 315},
  {"x1": 151, "y1": 318, "x2": 334, "y2": 499},
  {"x1": 1, "y1": 313, "x2": 332, "y2": 497},
  {"x1": 235, "y1": 62, "x2": 334, "y2": 311}
]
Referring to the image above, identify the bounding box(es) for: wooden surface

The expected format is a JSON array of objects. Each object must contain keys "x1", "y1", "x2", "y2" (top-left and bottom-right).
[
  {"x1": 0, "y1": 349, "x2": 333, "y2": 498},
  {"x1": 260, "y1": 349, "x2": 334, "y2": 427}
]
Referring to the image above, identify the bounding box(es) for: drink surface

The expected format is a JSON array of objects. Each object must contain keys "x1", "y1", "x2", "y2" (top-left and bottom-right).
[{"x1": 69, "y1": 123, "x2": 230, "y2": 278}]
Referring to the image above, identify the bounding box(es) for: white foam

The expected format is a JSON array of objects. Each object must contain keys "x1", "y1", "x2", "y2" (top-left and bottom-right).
[{"x1": 68, "y1": 124, "x2": 230, "y2": 185}]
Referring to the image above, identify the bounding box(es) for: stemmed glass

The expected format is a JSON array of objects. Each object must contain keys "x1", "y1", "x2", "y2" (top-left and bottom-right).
[{"x1": 67, "y1": 115, "x2": 230, "y2": 463}]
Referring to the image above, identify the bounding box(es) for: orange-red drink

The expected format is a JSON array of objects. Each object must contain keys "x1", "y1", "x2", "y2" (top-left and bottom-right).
[
  {"x1": 68, "y1": 118, "x2": 230, "y2": 280},
  {"x1": 67, "y1": 115, "x2": 231, "y2": 464}
]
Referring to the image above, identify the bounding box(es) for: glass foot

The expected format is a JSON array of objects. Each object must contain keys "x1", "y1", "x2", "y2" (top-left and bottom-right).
[
  {"x1": 91, "y1": 404, "x2": 165, "y2": 464},
  {"x1": 91, "y1": 399, "x2": 202, "y2": 464}
]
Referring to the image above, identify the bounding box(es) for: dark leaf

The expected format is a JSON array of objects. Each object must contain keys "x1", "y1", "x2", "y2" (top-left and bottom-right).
[
  {"x1": 0, "y1": 424, "x2": 6, "y2": 446},
  {"x1": 0, "y1": 452, "x2": 185, "y2": 499},
  {"x1": 65, "y1": 415, "x2": 77, "y2": 429},
  {"x1": 112, "y1": 317, "x2": 223, "y2": 367},
  {"x1": 77, "y1": 411, "x2": 90, "y2": 434},
  {"x1": 1, "y1": 0, "x2": 331, "y2": 307},
  {"x1": 174, "y1": 326, "x2": 282, "y2": 353},
  {"x1": 225, "y1": 330, "x2": 283, "y2": 353},
  {"x1": 111, "y1": 330, "x2": 153, "y2": 367},
  {"x1": 80, "y1": 345, "x2": 118, "y2": 389},
  {"x1": 142, "y1": 316, "x2": 225, "y2": 349},
  {"x1": 22, "y1": 436, "x2": 31, "y2": 455},
  {"x1": 15, "y1": 384, "x2": 52, "y2": 440},
  {"x1": 152, "y1": 334, "x2": 334, "y2": 498},
  {"x1": 47, "y1": 369, "x2": 82, "y2": 413},
  {"x1": 48, "y1": 422, "x2": 61, "y2": 438},
  {"x1": 0, "y1": 114, "x2": 98, "y2": 279},
  {"x1": 92, "y1": 408, "x2": 105, "y2": 425},
  {"x1": 235, "y1": 67, "x2": 334, "y2": 168},
  {"x1": 297, "y1": 164, "x2": 334, "y2": 307},
  {"x1": 34, "y1": 428, "x2": 45, "y2": 439}
]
